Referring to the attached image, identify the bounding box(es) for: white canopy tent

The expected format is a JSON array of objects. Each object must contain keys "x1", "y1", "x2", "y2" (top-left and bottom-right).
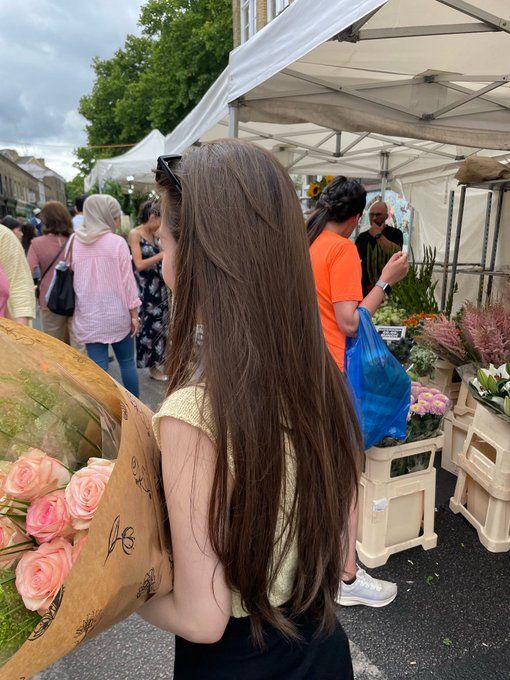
[
  {"x1": 163, "y1": 0, "x2": 510, "y2": 306},
  {"x1": 84, "y1": 129, "x2": 165, "y2": 192}
]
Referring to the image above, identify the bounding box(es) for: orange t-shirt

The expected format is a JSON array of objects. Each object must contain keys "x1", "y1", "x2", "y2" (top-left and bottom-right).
[{"x1": 309, "y1": 230, "x2": 363, "y2": 371}]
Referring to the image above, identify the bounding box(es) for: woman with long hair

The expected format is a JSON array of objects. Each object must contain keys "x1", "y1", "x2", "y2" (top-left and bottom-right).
[
  {"x1": 128, "y1": 199, "x2": 169, "y2": 381},
  {"x1": 27, "y1": 201, "x2": 81, "y2": 348},
  {"x1": 307, "y1": 176, "x2": 408, "y2": 608},
  {"x1": 139, "y1": 141, "x2": 360, "y2": 678},
  {"x1": 72, "y1": 194, "x2": 140, "y2": 397}
]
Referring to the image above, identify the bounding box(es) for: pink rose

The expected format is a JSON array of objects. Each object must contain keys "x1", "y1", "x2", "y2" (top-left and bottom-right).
[
  {"x1": 0, "y1": 517, "x2": 28, "y2": 569},
  {"x1": 65, "y1": 458, "x2": 114, "y2": 530},
  {"x1": 26, "y1": 490, "x2": 74, "y2": 544},
  {"x1": 15, "y1": 537, "x2": 73, "y2": 614},
  {"x1": 4, "y1": 449, "x2": 70, "y2": 501},
  {"x1": 72, "y1": 533, "x2": 88, "y2": 564}
]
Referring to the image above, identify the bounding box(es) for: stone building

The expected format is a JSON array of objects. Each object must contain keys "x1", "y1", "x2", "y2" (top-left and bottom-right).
[
  {"x1": 0, "y1": 152, "x2": 39, "y2": 218},
  {"x1": 233, "y1": 0, "x2": 292, "y2": 46},
  {"x1": 16, "y1": 155, "x2": 66, "y2": 204}
]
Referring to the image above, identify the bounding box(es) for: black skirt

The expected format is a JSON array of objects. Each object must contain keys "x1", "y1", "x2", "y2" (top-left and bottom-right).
[{"x1": 174, "y1": 610, "x2": 353, "y2": 679}]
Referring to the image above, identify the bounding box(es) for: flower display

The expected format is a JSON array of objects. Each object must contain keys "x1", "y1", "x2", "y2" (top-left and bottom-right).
[
  {"x1": 379, "y1": 382, "x2": 450, "y2": 448},
  {"x1": 471, "y1": 363, "x2": 510, "y2": 422}
]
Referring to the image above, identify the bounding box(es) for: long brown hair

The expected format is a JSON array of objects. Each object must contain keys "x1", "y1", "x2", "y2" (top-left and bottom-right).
[{"x1": 157, "y1": 139, "x2": 361, "y2": 641}]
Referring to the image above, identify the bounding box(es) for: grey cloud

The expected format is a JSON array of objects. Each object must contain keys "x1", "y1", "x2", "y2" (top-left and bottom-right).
[{"x1": 0, "y1": 0, "x2": 143, "y2": 177}]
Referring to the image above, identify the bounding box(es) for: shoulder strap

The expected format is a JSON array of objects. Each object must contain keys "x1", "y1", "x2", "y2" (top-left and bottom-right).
[
  {"x1": 65, "y1": 234, "x2": 76, "y2": 270},
  {"x1": 38, "y1": 239, "x2": 68, "y2": 284}
]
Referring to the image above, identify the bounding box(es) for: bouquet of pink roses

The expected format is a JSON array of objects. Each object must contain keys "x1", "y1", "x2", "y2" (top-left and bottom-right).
[{"x1": 0, "y1": 320, "x2": 172, "y2": 680}]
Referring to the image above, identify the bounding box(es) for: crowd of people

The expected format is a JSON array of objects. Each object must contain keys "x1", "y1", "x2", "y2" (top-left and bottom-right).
[
  {"x1": 0, "y1": 145, "x2": 410, "y2": 678},
  {"x1": 0, "y1": 192, "x2": 170, "y2": 398}
]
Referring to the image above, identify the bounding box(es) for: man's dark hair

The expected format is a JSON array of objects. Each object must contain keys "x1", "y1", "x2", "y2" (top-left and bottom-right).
[
  {"x1": 1, "y1": 215, "x2": 21, "y2": 230},
  {"x1": 75, "y1": 194, "x2": 87, "y2": 212}
]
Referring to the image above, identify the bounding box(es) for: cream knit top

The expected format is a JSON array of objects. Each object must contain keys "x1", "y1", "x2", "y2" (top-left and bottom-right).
[{"x1": 152, "y1": 385, "x2": 298, "y2": 618}]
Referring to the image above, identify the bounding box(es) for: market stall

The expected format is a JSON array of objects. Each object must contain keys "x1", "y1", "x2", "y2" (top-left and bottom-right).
[
  {"x1": 163, "y1": 0, "x2": 510, "y2": 562},
  {"x1": 84, "y1": 129, "x2": 165, "y2": 193}
]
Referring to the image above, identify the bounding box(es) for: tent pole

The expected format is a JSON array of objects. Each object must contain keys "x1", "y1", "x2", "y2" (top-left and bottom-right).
[
  {"x1": 229, "y1": 102, "x2": 239, "y2": 138},
  {"x1": 440, "y1": 190, "x2": 455, "y2": 311},
  {"x1": 380, "y1": 152, "x2": 389, "y2": 198},
  {"x1": 477, "y1": 191, "x2": 493, "y2": 304},
  {"x1": 486, "y1": 186, "x2": 505, "y2": 300},
  {"x1": 448, "y1": 185, "x2": 466, "y2": 304}
]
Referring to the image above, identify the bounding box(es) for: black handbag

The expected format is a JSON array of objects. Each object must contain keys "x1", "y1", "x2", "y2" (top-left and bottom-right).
[{"x1": 47, "y1": 235, "x2": 76, "y2": 316}]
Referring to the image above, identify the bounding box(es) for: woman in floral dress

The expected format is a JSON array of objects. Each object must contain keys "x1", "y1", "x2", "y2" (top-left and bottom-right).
[{"x1": 128, "y1": 200, "x2": 169, "y2": 381}]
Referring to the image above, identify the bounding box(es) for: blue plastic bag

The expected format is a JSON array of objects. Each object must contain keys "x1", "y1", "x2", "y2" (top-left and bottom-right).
[{"x1": 345, "y1": 307, "x2": 410, "y2": 449}]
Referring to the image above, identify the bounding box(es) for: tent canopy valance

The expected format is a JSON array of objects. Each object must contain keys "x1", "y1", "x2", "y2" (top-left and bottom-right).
[
  {"x1": 165, "y1": 0, "x2": 510, "y2": 175},
  {"x1": 84, "y1": 130, "x2": 165, "y2": 192}
]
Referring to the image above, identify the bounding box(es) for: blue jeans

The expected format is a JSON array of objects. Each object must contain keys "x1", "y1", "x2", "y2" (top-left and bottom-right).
[{"x1": 86, "y1": 333, "x2": 140, "y2": 398}]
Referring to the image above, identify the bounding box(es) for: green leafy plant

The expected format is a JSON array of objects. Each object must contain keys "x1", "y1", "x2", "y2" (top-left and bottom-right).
[
  {"x1": 366, "y1": 242, "x2": 399, "y2": 292},
  {"x1": 409, "y1": 345, "x2": 437, "y2": 378},
  {"x1": 391, "y1": 247, "x2": 440, "y2": 315}
]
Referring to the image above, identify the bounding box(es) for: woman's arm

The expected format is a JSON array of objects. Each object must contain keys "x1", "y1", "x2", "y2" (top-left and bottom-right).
[
  {"x1": 334, "y1": 252, "x2": 409, "y2": 336},
  {"x1": 128, "y1": 229, "x2": 163, "y2": 271},
  {"x1": 26, "y1": 242, "x2": 39, "y2": 277},
  {"x1": 137, "y1": 417, "x2": 232, "y2": 643}
]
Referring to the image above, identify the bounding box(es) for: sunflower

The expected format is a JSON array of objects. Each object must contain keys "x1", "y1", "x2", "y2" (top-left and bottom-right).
[
  {"x1": 324, "y1": 175, "x2": 335, "y2": 183},
  {"x1": 307, "y1": 183, "x2": 322, "y2": 198}
]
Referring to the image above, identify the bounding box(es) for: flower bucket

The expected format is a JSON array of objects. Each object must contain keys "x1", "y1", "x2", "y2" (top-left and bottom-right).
[
  {"x1": 356, "y1": 437, "x2": 441, "y2": 568},
  {"x1": 426, "y1": 359, "x2": 461, "y2": 405},
  {"x1": 0, "y1": 320, "x2": 172, "y2": 679}
]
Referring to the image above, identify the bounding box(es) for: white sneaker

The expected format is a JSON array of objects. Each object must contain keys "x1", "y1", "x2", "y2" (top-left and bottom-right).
[{"x1": 337, "y1": 567, "x2": 397, "y2": 607}]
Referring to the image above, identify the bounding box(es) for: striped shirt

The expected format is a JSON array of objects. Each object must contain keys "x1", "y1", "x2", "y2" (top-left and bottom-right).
[
  {"x1": 0, "y1": 224, "x2": 36, "y2": 320},
  {"x1": 72, "y1": 232, "x2": 141, "y2": 345}
]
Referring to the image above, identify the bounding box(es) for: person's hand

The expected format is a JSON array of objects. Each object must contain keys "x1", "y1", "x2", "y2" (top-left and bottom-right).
[
  {"x1": 130, "y1": 314, "x2": 140, "y2": 337},
  {"x1": 381, "y1": 251, "x2": 409, "y2": 285}
]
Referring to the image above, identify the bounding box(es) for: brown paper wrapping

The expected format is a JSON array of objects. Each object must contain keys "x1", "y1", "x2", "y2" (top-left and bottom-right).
[{"x1": 0, "y1": 320, "x2": 172, "y2": 680}]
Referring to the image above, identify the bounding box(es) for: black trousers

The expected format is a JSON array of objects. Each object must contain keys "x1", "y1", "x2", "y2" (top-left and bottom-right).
[{"x1": 174, "y1": 611, "x2": 353, "y2": 679}]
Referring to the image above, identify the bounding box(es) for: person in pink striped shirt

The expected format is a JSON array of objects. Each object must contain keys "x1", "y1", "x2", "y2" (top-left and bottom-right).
[{"x1": 72, "y1": 194, "x2": 141, "y2": 397}]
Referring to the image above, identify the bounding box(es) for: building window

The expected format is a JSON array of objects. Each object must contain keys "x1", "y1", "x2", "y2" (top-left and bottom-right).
[
  {"x1": 240, "y1": 0, "x2": 257, "y2": 43},
  {"x1": 267, "y1": 0, "x2": 289, "y2": 22}
]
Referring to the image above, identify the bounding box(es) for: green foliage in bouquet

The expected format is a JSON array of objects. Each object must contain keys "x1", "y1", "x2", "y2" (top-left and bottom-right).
[
  {"x1": 409, "y1": 345, "x2": 437, "y2": 378},
  {"x1": 391, "y1": 247, "x2": 440, "y2": 315},
  {"x1": 0, "y1": 570, "x2": 40, "y2": 663}
]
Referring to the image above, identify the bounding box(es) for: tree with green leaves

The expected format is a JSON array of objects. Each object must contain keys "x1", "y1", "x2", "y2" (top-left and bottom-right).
[{"x1": 72, "y1": 0, "x2": 232, "y2": 181}]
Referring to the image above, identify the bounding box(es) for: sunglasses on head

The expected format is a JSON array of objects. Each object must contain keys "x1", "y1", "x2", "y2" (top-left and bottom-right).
[{"x1": 155, "y1": 155, "x2": 182, "y2": 194}]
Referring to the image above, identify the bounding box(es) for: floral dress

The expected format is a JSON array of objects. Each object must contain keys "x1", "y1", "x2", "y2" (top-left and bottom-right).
[{"x1": 134, "y1": 236, "x2": 169, "y2": 368}]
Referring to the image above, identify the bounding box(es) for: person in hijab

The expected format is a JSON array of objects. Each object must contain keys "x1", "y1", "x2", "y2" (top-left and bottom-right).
[{"x1": 72, "y1": 194, "x2": 141, "y2": 397}]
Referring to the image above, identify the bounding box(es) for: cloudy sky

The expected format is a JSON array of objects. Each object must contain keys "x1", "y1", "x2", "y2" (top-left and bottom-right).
[{"x1": 0, "y1": 0, "x2": 144, "y2": 180}]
